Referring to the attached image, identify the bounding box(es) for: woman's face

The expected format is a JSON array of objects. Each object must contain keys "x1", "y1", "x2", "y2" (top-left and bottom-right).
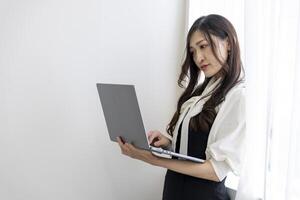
[{"x1": 189, "y1": 31, "x2": 230, "y2": 78}]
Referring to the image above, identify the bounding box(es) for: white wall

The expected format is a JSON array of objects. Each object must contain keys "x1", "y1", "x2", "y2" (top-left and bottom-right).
[{"x1": 0, "y1": 0, "x2": 187, "y2": 199}]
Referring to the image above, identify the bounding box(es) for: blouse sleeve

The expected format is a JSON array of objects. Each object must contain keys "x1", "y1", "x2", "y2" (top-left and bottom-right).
[{"x1": 206, "y1": 85, "x2": 246, "y2": 181}]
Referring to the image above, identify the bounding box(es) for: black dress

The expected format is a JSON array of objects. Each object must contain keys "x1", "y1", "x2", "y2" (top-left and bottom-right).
[{"x1": 162, "y1": 123, "x2": 230, "y2": 200}]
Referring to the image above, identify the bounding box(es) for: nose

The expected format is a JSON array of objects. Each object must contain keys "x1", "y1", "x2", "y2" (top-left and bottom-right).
[{"x1": 194, "y1": 51, "x2": 204, "y2": 65}]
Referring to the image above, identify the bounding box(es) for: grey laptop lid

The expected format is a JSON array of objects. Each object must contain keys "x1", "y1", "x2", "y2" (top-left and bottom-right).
[
  {"x1": 97, "y1": 83, "x2": 150, "y2": 150},
  {"x1": 97, "y1": 83, "x2": 205, "y2": 163}
]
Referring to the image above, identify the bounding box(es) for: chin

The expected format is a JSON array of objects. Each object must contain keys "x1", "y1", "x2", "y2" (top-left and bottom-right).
[
  {"x1": 204, "y1": 73, "x2": 214, "y2": 78},
  {"x1": 204, "y1": 71, "x2": 220, "y2": 79}
]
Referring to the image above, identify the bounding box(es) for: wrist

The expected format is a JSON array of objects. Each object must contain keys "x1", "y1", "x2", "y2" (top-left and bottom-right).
[{"x1": 150, "y1": 154, "x2": 163, "y2": 166}]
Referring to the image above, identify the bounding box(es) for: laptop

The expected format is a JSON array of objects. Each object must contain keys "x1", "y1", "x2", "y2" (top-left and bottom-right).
[{"x1": 96, "y1": 83, "x2": 204, "y2": 163}]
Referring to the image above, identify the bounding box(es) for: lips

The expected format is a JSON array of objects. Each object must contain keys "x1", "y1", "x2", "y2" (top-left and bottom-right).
[{"x1": 200, "y1": 64, "x2": 209, "y2": 70}]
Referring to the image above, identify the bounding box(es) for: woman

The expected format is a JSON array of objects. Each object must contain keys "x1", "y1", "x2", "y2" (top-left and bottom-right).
[{"x1": 117, "y1": 14, "x2": 245, "y2": 200}]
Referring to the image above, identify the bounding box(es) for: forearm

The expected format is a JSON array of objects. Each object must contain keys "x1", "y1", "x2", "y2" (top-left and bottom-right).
[
  {"x1": 116, "y1": 137, "x2": 220, "y2": 182},
  {"x1": 153, "y1": 157, "x2": 220, "y2": 182}
]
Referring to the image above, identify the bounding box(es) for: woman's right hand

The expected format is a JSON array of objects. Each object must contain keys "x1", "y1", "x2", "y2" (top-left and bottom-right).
[{"x1": 147, "y1": 130, "x2": 171, "y2": 148}]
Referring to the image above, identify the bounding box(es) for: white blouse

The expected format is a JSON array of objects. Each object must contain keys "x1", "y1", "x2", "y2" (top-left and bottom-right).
[{"x1": 164, "y1": 78, "x2": 246, "y2": 181}]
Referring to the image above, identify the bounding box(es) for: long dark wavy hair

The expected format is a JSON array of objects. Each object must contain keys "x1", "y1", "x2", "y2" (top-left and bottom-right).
[{"x1": 167, "y1": 14, "x2": 244, "y2": 136}]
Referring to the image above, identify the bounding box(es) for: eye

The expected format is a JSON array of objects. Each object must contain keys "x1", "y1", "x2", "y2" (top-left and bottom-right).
[{"x1": 199, "y1": 44, "x2": 208, "y2": 49}]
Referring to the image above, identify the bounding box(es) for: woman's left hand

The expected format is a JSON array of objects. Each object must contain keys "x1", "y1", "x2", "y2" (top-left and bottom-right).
[{"x1": 116, "y1": 137, "x2": 159, "y2": 166}]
